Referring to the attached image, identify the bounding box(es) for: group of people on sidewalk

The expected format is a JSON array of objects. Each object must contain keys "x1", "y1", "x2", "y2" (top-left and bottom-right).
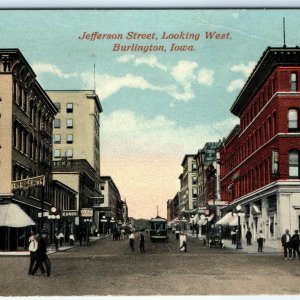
[
  {"x1": 28, "y1": 230, "x2": 51, "y2": 277},
  {"x1": 281, "y1": 229, "x2": 300, "y2": 260},
  {"x1": 231, "y1": 227, "x2": 300, "y2": 258}
]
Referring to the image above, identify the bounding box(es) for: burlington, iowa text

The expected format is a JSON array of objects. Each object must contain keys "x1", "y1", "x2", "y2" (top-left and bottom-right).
[{"x1": 78, "y1": 31, "x2": 232, "y2": 53}]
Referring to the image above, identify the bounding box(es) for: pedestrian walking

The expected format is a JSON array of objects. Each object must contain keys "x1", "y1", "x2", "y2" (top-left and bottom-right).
[
  {"x1": 257, "y1": 230, "x2": 265, "y2": 252},
  {"x1": 58, "y1": 231, "x2": 64, "y2": 247},
  {"x1": 281, "y1": 229, "x2": 293, "y2": 260},
  {"x1": 121, "y1": 228, "x2": 125, "y2": 240},
  {"x1": 28, "y1": 231, "x2": 39, "y2": 275},
  {"x1": 245, "y1": 228, "x2": 252, "y2": 245},
  {"x1": 292, "y1": 230, "x2": 300, "y2": 259},
  {"x1": 175, "y1": 227, "x2": 180, "y2": 241},
  {"x1": 231, "y1": 229, "x2": 237, "y2": 245},
  {"x1": 31, "y1": 233, "x2": 51, "y2": 277},
  {"x1": 179, "y1": 232, "x2": 187, "y2": 252},
  {"x1": 139, "y1": 230, "x2": 145, "y2": 253},
  {"x1": 129, "y1": 231, "x2": 135, "y2": 252},
  {"x1": 79, "y1": 229, "x2": 84, "y2": 246},
  {"x1": 69, "y1": 233, "x2": 75, "y2": 246}
]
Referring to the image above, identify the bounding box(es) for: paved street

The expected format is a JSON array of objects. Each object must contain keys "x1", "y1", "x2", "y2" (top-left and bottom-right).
[{"x1": 1, "y1": 233, "x2": 300, "y2": 296}]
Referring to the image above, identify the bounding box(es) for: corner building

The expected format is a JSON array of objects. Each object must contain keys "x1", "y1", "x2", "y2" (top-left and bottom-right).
[
  {"x1": 220, "y1": 47, "x2": 300, "y2": 241},
  {"x1": 0, "y1": 49, "x2": 57, "y2": 250}
]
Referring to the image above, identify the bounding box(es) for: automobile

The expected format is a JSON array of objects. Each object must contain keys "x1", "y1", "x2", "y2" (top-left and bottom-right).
[{"x1": 207, "y1": 234, "x2": 224, "y2": 248}]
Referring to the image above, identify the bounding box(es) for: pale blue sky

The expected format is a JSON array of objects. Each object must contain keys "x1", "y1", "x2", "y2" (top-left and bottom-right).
[{"x1": 2, "y1": 9, "x2": 300, "y2": 217}]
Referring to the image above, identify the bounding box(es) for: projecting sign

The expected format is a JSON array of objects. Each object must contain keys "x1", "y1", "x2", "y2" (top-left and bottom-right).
[
  {"x1": 80, "y1": 208, "x2": 93, "y2": 217},
  {"x1": 62, "y1": 210, "x2": 78, "y2": 217},
  {"x1": 207, "y1": 200, "x2": 228, "y2": 206},
  {"x1": 12, "y1": 175, "x2": 46, "y2": 190}
]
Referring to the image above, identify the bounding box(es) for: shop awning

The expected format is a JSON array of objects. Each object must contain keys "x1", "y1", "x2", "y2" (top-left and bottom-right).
[
  {"x1": 229, "y1": 214, "x2": 245, "y2": 226},
  {"x1": 252, "y1": 205, "x2": 261, "y2": 214},
  {"x1": 0, "y1": 203, "x2": 35, "y2": 227},
  {"x1": 198, "y1": 214, "x2": 214, "y2": 225},
  {"x1": 215, "y1": 212, "x2": 234, "y2": 226}
]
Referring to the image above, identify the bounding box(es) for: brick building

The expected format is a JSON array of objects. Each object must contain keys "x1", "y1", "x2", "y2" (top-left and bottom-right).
[
  {"x1": 219, "y1": 47, "x2": 300, "y2": 241},
  {"x1": 0, "y1": 49, "x2": 58, "y2": 250}
]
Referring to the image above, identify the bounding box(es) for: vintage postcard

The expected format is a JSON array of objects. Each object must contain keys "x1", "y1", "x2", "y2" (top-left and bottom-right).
[{"x1": 1, "y1": 7, "x2": 300, "y2": 297}]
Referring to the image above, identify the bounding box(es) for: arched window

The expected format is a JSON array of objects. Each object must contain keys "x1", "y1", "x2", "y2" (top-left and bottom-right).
[
  {"x1": 291, "y1": 73, "x2": 297, "y2": 91},
  {"x1": 288, "y1": 108, "x2": 298, "y2": 132},
  {"x1": 289, "y1": 150, "x2": 299, "y2": 178}
]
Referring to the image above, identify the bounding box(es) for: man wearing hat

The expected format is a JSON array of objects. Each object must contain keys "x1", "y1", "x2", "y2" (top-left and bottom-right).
[
  {"x1": 31, "y1": 232, "x2": 51, "y2": 277},
  {"x1": 292, "y1": 229, "x2": 300, "y2": 259}
]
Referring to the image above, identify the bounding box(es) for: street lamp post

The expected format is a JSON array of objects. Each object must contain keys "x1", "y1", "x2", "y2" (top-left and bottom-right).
[
  {"x1": 101, "y1": 215, "x2": 107, "y2": 236},
  {"x1": 236, "y1": 204, "x2": 243, "y2": 250},
  {"x1": 198, "y1": 214, "x2": 205, "y2": 239},
  {"x1": 48, "y1": 207, "x2": 60, "y2": 244},
  {"x1": 205, "y1": 210, "x2": 210, "y2": 244},
  {"x1": 181, "y1": 216, "x2": 186, "y2": 233},
  {"x1": 191, "y1": 214, "x2": 195, "y2": 236},
  {"x1": 110, "y1": 217, "x2": 115, "y2": 234}
]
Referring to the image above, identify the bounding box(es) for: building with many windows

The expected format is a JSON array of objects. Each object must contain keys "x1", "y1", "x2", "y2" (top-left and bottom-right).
[
  {"x1": 0, "y1": 49, "x2": 58, "y2": 250},
  {"x1": 98, "y1": 176, "x2": 123, "y2": 234},
  {"x1": 47, "y1": 90, "x2": 103, "y2": 236},
  {"x1": 167, "y1": 193, "x2": 180, "y2": 226},
  {"x1": 219, "y1": 47, "x2": 300, "y2": 242},
  {"x1": 178, "y1": 154, "x2": 198, "y2": 218},
  {"x1": 46, "y1": 90, "x2": 102, "y2": 175}
]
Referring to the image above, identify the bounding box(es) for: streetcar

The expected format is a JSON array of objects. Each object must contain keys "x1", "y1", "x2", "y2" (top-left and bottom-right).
[{"x1": 149, "y1": 216, "x2": 168, "y2": 242}]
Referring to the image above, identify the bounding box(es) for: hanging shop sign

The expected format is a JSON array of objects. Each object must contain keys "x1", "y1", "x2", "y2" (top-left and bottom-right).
[
  {"x1": 12, "y1": 175, "x2": 46, "y2": 190},
  {"x1": 81, "y1": 208, "x2": 93, "y2": 217},
  {"x1": 62, "y1": 210, "x2": 78, "y2": 217}
]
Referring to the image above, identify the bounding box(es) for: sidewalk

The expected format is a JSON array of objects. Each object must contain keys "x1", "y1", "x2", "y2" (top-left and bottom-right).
[
  {"x1": 0, "y1": 234, "x2": 110, "y2": 256},
  {"x1": 222, "y1": 239, "x2": 282, "y2": 255},
  {"x1": 187, "y1": 231, "x2": 283, "y2": 255}
]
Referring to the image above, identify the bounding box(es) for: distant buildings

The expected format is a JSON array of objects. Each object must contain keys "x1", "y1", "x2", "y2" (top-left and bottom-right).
[
  {"x1": 178, "y1": 154, "x2": 198, "y2": 216},
  {"x1": 168, "y1": 46, "x2": 300, "y2": 243}
]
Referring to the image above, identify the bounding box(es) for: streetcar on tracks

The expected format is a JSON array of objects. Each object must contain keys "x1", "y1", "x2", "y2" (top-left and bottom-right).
[{"x1": 149, "y1": 216, "x2": 168, "y2": 242}]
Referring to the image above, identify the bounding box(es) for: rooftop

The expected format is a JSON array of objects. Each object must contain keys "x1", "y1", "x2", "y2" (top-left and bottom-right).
[{"x1": 231, "y1": 46, "x2": 300, "y2": 116}]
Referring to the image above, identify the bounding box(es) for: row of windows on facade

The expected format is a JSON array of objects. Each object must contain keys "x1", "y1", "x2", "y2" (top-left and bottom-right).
[
  {"x1": 14, "y1": 80, "x2": 52, "y2": 132},
  {"x1": 223, "y1": 111, "x2": 277, "y2": 173},
  {"x1": 222, "y1": 150, "x2": 300, "y2": 200},
  {"x1": 54, "y1": 134, "x2": 73, "y2": 144},
  {"x1": 52, "y1": 190, "x2": 76, "y2": 210},
  {"x1": 181, "y1": 189, "x2": 197, "y2": 199},
  {"x1": 13, "y1": 164, "x2": 37, "y2": 181},
  {"x1": 224, "y1": 108, "x2": 300, "y2": 173},
  {"x1": 53, "y1": 118, "x2": 73, "y2": 128},
  {"x1": 240, "y1": 73, "x2": 297, "y2": 131},
  {"x1": 223, "y1": 156, "x2": 272, "y2": 200},
  {"x1": 53, "y1": 149, "x2": 73, "y2": 158},
  {"x1": 14, "y1": 123, "x2": 51, "y2": 163},
  {"x1": 183, "y1": 163, "x2": 197, "y2": 173},
  {"x1": 54, "y1": 102, "x2": 73, "y2": 113}
]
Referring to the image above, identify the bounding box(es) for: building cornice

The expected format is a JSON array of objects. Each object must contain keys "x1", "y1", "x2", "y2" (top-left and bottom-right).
[
  {"x1": 223, "y1": 180, "x2": 300, "y2": 211},
  {"x1": 231, "y1": 47, "x2": 300, "y2": 116}
]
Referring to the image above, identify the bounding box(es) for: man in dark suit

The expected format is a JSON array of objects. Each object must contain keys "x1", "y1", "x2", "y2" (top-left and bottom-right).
[
  {"x1": 31, "y1": 233, "x2": 51, "y2": 276},
  {"x1": 292, "y1": 230, "x2": 300, "y2": 259},
  {"x1": 281, "y1": 229, "x2": 292, "y2": 260}
]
